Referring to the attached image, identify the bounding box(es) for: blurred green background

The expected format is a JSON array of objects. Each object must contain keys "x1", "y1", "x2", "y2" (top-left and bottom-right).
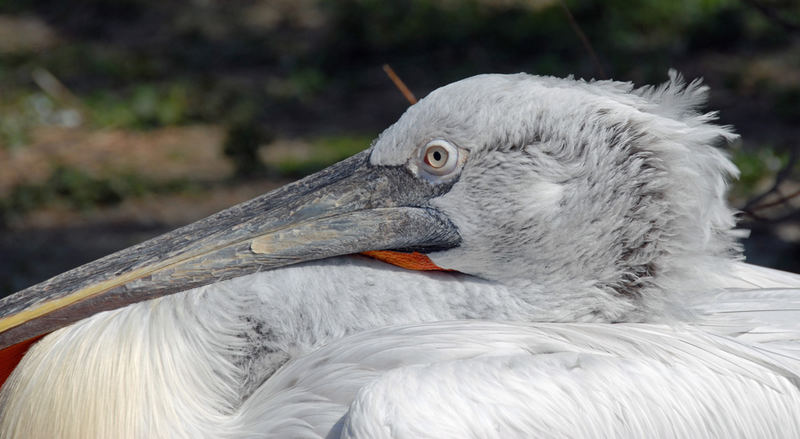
[{"x1": 0, "y1": 0, "x2": 798, "y2": 297}]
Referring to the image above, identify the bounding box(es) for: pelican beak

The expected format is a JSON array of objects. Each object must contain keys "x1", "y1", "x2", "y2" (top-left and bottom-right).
[{"x1": 0, "y1": 149, "x2": 461, "y2": 349}]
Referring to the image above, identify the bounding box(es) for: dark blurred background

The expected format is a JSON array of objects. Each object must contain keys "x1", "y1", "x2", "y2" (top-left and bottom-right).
[{"x1": 0, "y1": 0, "x2": 798, "y2": 297}]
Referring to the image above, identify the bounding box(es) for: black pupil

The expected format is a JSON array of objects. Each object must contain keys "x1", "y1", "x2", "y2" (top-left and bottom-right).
[{"x1": 432, "y1": 150, "x2": 442, "y2": 162}]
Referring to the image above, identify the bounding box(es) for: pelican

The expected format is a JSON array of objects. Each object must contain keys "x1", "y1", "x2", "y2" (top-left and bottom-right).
[{"x1": 1, "y1": 72, "x2": 799, "y2": 438}]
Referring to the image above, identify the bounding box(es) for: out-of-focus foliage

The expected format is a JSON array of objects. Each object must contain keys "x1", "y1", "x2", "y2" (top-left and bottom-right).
[
  {"x1": 223, "y1": 120, "x2": 273, "y2": 178},
  {"x1": 85, "y1": 83, "x2": 192, "y2": 128},
  {"x1": 0, "y1": 0, "x2": 797, "y2": 189},
  {"x1": 0, "y1": 0, "x2": 796, "y2": 132},
  {"x1": 731, "y1": 147, "x2": 791, "y2": 197},
  {"x1": 269, "y1": 134, "x2": 375, "y2": 177},
  {"x1": 0, "y1": 165, "x2": 196, "y2": 226}
]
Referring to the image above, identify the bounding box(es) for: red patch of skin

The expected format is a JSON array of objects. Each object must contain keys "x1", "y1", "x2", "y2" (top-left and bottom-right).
[
  {"x1": 0, "y1": 334, "x2": 45, "y2": 391},
  {"x1": 360, "y1": 250, "x2": 454, "y2": 271}
]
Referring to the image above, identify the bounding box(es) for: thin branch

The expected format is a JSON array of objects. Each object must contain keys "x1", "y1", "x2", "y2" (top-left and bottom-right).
[
  {"x1": 743, "y1": 147, "x2": 798, "y2": 211},
  {"x1": 742, "y1": 0, "x2": 800, "y2": 34},
  {"x1": 382, "y1": 64, "x2": 417, "y2": 105},
  {"x1": 742, "y1": 205, "x2": 800, "y2": 225},
  {"x1": 558, "y1": 0, "x2": 606, "y2": 79},
  {"x1": 31, "y1": 68, "x2": 79, "y2": 103},
  {"x1": 749, "y1": 187, "x2": 800, "y2": 213},
  {"x1": 31, "y1": 68, "x2": 88, "y2": 118}
]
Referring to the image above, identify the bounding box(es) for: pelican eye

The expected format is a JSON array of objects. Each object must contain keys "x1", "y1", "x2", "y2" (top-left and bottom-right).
[{"x1": 421, "y1": 140, "x2": 459, "y2": 176}]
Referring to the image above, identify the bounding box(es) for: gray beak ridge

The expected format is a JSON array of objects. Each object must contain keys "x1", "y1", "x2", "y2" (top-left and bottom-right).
[{"x1": 0, "y1": 149, "x2": 461, "y2": 349}]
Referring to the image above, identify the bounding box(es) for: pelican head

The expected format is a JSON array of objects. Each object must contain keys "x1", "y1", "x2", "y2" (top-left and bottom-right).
[
  {"x1": 374, "y1": 72, "x2": 741, "y2": 319},
  {"x1": 0, "y1": 71, "x2": 740, "y2": 347}
]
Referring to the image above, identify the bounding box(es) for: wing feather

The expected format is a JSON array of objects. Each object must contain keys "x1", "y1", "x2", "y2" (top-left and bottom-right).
[{"x1": 238, "y1": 321, "x2": 800, "y2": 438}]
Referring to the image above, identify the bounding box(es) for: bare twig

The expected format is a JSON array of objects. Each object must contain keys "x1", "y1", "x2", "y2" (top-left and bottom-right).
[
  {"x1": 742, "y1": 0, "x2": 800, "y2": 34},
  {"x1": 742, "y1": 205, "x2": 800, "y2": 225},
  {"x1": 382, "y1": 64, "x2": 417, "y2": 105},
  {"x1": 748, "y1": 187, "x2": 800, "y2": 213},
  {"x1": 740, "y1": 145, "x2": 800, "y2": 222},
  {"x1": 558, "y1": 0, "x2": 606, "y2": 79},
  {"x1": 31, "y1": 68, "x2": 87, "y2": 125},
  {"x1": 743, "y1": 147, "x2": 798, "y2": 211},
  {"x1": 31, "y1": 68, "x2": 80, "y2": 105}
]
